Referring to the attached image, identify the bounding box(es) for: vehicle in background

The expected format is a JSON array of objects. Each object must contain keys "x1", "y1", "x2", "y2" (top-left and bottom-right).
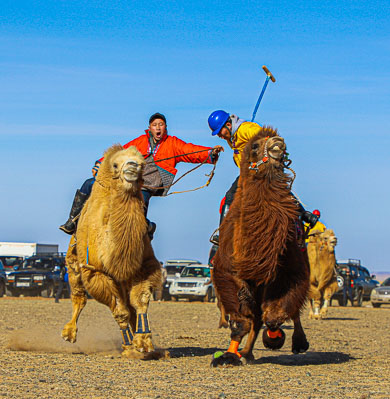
[
  {"x1": 0, "y1": 242, "x2": 59, "y2": 289},
  {"x1": 332, "y1": 259, "x2": 379, "y2": 306},
  {"x1": 0, "y1": 242, "x2": 58, "y2": 258},
  {"x1": 370, "y1": 278, "x2": 390, "y2": 308},
  {"x1": 162, "y1": 259, "x2": 201, "y2": 301},
  {"x1": 6, "y1": 253, "x2": 66, "y2": 298},
  {"x1": 0, "y1": 260, "x2": 6, "y2": 297},
  {"x1": 169, "y1": 264, "x2": 215, "y2": 302}
]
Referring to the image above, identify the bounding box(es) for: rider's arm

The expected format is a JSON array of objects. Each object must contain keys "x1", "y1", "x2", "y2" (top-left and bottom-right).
[{"x1": 170, "y1": 136, "x2": 214, "y2": 165}]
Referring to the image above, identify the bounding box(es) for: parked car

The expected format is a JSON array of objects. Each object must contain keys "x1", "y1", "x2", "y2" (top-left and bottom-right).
[
  {"x1": 169, "y1": 264, "x2": 215, "y2": 302},
  {"x1": 0, "y1": 260, "x2": 7, "y2": 297},
  {"x1": 370, "y1": 278, "x2": 390, "y2": 308},
  {"x1": 332, "y1": 259, "x2": 379, "y2": 306},
  {"x1": 162, "y1": 259, "x2": 201, "y2": 301},
  {"x1": 0, "y1": 256, "x2": 24, "y2": 283},
  {"x1": 6, "y1": 253, "x2": 67, "y2": 297}
]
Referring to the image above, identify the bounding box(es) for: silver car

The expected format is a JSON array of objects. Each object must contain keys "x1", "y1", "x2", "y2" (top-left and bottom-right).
[
  {"x1": 169, "y1": 265, "x2": 215, "y2": 302},
  {"x1": 370, "y1": 278, "x2": 390, "y2": 308}
]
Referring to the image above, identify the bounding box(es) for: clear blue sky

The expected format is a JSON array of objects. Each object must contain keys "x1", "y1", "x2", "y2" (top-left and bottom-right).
[{"x1": 1, "y1": 1, "x2": 389, "y2": 271}]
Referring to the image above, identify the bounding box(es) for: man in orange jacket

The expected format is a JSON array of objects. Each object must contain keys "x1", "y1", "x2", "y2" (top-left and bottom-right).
[{"x1": 60, "y1": 113, "x2": 223, "y2": 239}]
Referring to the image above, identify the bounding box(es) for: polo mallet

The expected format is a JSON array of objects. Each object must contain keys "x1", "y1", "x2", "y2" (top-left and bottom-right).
[{"x1": 251, "y1": 65, "x2": 276, "y2": 122}]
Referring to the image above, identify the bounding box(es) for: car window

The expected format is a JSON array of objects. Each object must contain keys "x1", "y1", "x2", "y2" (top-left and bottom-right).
[
  {"x1": 382, "y1": 278, "x2": 390, "y2": 286},
  {"x1": 0, "y1": 261, "x2": 4, "y2": 271},
  {"x1": 165, "y1": 266, "x2": 185, "y2": 275},
  {"x1": 350, "y1": 266, "x2": 358, "y2": 277},
  {"x1": 0, "y1": 256, "x2": 23, "y2": 269},
  {"x1": 23, "y1": 258, "x2": 53, "y2": 270},
  {"x1": 181, "y1": 267, "x2": 210, "y2": 278}
]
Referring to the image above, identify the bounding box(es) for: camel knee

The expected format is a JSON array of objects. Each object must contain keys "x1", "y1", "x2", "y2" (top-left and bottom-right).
[
  {"x1": 229, "y1": 317, "x2": 251, "y2": 340},
  {"x1": 113, "y1": 306, "x2": 131, "y2": 330}
]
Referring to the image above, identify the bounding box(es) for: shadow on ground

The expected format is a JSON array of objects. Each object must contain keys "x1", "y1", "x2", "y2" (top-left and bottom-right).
[
  {"x1": 254, "y1": 351, "x2": 351, "y2": 366},
  {"x1": 323, "y1": 317, "x2": 358, "y2": 321},
  {"x1": 169, "y1": 346, "x2": 221, "y2": 358}
]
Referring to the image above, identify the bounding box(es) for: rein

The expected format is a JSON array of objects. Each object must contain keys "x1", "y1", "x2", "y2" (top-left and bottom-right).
[
  {"x1": 143, "y1": 156, "x2": 218, "y2": 196},
  {"x1": 96, "y1": 148, "x2": 219, "y2": 196}
]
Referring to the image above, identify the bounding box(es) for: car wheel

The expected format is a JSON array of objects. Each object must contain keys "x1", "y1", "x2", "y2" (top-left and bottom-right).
[
  {"x1": 203, "y1": 288, "x2": 212, "y2": 303},
  {"x1": 372, "y1": 302, "x2": 381, "y2": 308},
  {"x1": 171, "y1": 296, "x2": 177, "y2": 302},
  {"x1": 41, "y1": 282, "x2": 54, "y2": 298},
  {"x1": 0, "y1": 281, "x2": 5, "y2": 297},
  {"x1": 353, "y1": 290, "x2": 363, "y2": 307}
]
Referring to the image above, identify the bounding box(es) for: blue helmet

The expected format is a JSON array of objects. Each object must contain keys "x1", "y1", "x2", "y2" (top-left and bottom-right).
[{"x1": 208, "y1": 110, "x2": 229, "y2": 136}]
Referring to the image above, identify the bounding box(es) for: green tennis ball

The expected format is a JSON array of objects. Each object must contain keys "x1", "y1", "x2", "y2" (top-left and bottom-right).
[{"x1": 213, "y1": 351, "x2": 224, "y2": 359}]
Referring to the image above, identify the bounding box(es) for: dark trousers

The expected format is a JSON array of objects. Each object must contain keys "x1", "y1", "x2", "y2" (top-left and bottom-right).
[
  {"x1": 55, "y1": 280, "x2": 70, "y2": 302},
  {"x1": 343, "y1": 284, "x2": 354, "y2": 306},
  {"x1": 141, "y1": 189, "x2": 152, "y2": 217}
]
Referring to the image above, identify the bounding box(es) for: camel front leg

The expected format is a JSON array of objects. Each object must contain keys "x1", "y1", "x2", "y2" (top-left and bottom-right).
[
  {"x1": 308, "y1": 284, "x2": 322, "y2": 320},
  {"x1": 291, "y1": 315, "x2": 309, "y2": 354},
  {"x1": 239, "y1": 317, "x2": 263, "y2": 363},
  {"x1": 61, "y1": 264, "x2": 87, "y2": 343},
  {"x1": 129, "y1": 281, "x2": 155, "y2": 354},
  {"x1": 320, "y1": 280, "x2": 338, "y2": 318}
]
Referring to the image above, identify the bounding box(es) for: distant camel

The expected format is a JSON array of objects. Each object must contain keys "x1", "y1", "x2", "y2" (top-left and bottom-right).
[
  {"x1": 307, "y1": 228, "x2": 338, "y2": 319},
  {"x1": 61, "y1": 144, "x2": 165, "y2": 359},
  {"x1": 211, "y1": 127, "x2": 310, "y2": 367}
]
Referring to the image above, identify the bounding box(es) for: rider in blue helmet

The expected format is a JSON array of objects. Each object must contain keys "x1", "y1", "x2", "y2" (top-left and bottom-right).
[
  {"x1": 208, "y1": 110, "x2": 318, "y2": 244},
  {"x1": 208, "y1": 110, "x2": 230, "y2": 137}
]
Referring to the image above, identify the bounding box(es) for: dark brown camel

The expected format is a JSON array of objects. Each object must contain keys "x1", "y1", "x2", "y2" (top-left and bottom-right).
[{"x1": 211, "y1": 127, "x2": 310, "y2": 367}]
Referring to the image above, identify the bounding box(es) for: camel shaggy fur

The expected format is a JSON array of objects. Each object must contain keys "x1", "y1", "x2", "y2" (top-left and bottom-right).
[
  {"x1": 61, "y1": 144, "x2": 164, "y2": 359},
  {"x1": 307, "y1": 228, "x2": 338, "y2": 319},
  {"x1": 211, "y1": 127, "x2": 310, "y2": 367}
]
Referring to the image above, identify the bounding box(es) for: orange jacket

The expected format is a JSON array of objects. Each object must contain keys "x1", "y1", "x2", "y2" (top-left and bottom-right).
[{"x1": 99, "y1": 130, "x2": 213, "y2": 176}]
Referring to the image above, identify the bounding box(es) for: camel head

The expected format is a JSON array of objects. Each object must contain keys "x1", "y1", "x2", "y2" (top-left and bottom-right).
[
  {"x1": 320, "y1": 229, "x2": 337, "y2": 252},
  {"x1": 99, "y1": 145, "x2": 145, "y2": 194},
  {"x1": 245, "y1": 127, "x2": 287, "y2": 174}
]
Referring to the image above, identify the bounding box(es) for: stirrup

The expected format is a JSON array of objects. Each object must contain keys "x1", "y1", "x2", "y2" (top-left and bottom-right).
[{"x1": 209, "y1": 228, "x2": 220, "y2": 245}]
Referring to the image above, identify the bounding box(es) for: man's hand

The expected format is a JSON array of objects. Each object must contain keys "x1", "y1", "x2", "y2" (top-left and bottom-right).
[
  {"x1": 212, "y1": 145, "x2": 224, "y2": 155},
  {"x1": 211, "y1": 145, "x2": 224, "y2": 163}
]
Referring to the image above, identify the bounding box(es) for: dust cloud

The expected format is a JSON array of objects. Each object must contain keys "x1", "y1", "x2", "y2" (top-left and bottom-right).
[{"x1": 7, "y1": 324, "x2": 122, "y2": 355}]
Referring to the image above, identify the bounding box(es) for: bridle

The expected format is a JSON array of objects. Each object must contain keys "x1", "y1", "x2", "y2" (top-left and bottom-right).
[
  {"x1": 248, "y1": 135, "x2": 296, "y2": 189},
  {"x1": 249, "y1": 136, "x2": 270, "y2": 171}
]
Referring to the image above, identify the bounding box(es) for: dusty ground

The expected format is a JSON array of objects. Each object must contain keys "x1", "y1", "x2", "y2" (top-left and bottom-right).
[{"x1": 0, "y1": 297, "x2": 389, "y2": 399}]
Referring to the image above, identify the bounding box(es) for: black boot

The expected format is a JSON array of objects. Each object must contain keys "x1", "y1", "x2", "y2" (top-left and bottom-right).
[
  {"x1": 300, "y1": 211, "x2": 319, "y2": 229},
  {"x1": 294, "y1": 197, "x2": 319, "y2": 228},
  {"x1": 147, "y1": 220, "x2": 156, "y2": 241},
  {"x1": 59, "y1": 190, "x2": 89, "y2": 235}
]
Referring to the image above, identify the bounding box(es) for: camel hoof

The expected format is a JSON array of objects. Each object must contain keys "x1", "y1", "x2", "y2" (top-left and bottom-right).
[
  {"x1": 292, "y1": 335, "x2": 309, "y2": 354},
  {"x1": 240, "y1": 352, "x2": 255, "y2": 364},
  {"x1": 210, "y1": 352, "x2": 243, "y2": 368},
  {"x1": 61, "y1": 324, "x2": 77, "y2": 343},
  {"x1": 262, "y1": 327, "x2": 286, "y2": 350},
  {"x1": 121, "y1": 346, "x2": 169, "y2": 360}
]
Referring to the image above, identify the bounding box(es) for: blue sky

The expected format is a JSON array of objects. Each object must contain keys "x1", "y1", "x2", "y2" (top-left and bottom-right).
[{"x1": 1, "y1": 1, "x2": 389, "y2": 271}]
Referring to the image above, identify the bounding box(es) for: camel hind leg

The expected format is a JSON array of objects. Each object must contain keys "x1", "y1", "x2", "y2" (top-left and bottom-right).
[{"x1": 61, "y1": 241, "x2": 88, "y2": 343}]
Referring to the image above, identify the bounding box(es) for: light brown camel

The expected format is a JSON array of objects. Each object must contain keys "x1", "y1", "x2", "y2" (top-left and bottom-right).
[
  {"x1": 307, "y1": 228, "x2": 338, "y2": 319},
  {"x1": 61, "y1": 144, "x2": 165, "y2": 359}
]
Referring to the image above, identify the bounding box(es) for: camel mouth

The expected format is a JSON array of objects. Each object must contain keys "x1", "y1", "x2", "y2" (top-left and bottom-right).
[
  {"x1": 122, "y1": 161, "x2": 141, "y2": 182},
  {"x1": 267, "y1": 138, "x2": 286, "y2": 161}
]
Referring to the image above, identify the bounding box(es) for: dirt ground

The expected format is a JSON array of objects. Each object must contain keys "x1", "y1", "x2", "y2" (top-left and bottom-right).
[{"x1": 0, "y1": 297, "x2": 389, "y2": 399}]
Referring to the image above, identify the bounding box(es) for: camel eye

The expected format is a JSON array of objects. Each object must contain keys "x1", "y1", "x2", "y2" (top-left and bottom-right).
[
  {"x1": 251, "y1": 143, "x2": 259, "y2": 150},
  {"x1": 113, "y1": 163, "x2": 118, "y2": 169}
]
